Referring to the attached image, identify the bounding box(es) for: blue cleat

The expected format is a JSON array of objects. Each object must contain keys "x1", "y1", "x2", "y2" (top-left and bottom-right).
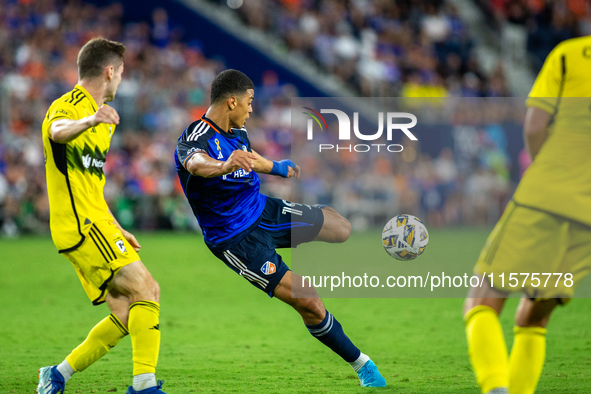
[
  {"x1": 357, "y1": 360, "x2": 387, "y2": 387},
  {"x1": 126, "y1": 380, "x2": 167, "y2": 394},
  {"x1": 36, "y1": 366, "x2": 65, "y2": 394}
]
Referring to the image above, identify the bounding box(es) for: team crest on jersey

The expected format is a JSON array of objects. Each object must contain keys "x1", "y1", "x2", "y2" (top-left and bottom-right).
[
  {"x1": 261, "y1": 261, "x2": 276, "y2": 275},
  {"x1": 115, "y1": 239, "x2": 128, "y2": 254}
]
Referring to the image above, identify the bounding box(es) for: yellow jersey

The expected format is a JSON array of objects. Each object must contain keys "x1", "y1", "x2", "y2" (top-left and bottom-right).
[
  {"x1": 42, "y1": 85, "x2": 115, "y2": 252},
  {"x1": 514, "y1": 36, "x2": 591, "y2": 226}
]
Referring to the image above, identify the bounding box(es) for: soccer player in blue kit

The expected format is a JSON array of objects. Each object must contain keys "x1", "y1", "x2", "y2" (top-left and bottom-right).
[{"x1": 175, "y1": 69, "x2": 386, "y2": 387}]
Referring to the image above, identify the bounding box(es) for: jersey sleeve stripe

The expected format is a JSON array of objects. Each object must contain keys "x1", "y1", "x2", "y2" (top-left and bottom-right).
[
  {"x1": 189, "y1": 125, "x2": 210, "y2": 142},
  {"x1": 48, "y1": 115, "x2": 72, "y2": 122},
  {"x1": 201, "y1": 118, "x2": 220, "y2": 133},
  {"x1": 188, "y1": 122, "x2": 207, "y2": 141}
]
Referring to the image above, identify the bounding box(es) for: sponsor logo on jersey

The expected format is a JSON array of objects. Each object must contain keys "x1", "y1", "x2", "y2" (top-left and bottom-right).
[
  {"x1": 187, "y1": 147, "x2": 205, "y2": 155},
  {"x1": 54, "y1": 108, "x2": 73, "y2": 118},
  {"x1": 261, "y1": 261, "x2": 276, "y2": 275},
  {"x1": 81, "y1": 154, "x2": 105, "y2": 169},
  {"x1": 217, "y1": 151, "x2": 224, "y2": 159},
  {"x1": 68, "y1": 144, "x2": 108, "y2": 179}
]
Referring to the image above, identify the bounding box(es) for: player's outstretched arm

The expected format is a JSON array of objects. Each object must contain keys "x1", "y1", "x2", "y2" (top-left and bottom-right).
[
  {"x1": 523, "y1": 106, "x2": 551, "y2": 159},
  {"x1": 50, "y1": 105, "x2": 120, "y2": 143},
  {"x1": 185, "y1": 150, "x2": 256, "y2": 178},
  {"x1": 251, "y1": 149, "x2": 300, "y2": 178}
]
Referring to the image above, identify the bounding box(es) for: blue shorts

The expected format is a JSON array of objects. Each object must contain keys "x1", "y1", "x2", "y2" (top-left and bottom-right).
[{"x1": 209, "y1": 196, "x2": 324, "y2": 296}]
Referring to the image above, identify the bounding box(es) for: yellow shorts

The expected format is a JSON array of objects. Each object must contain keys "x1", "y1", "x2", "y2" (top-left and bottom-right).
[
  {"x1": 62, "y1": 220, "x2": 140, "y2": 305},
  {"x1": 474, "y1": 200, "x2": 591, "y2": 300}
]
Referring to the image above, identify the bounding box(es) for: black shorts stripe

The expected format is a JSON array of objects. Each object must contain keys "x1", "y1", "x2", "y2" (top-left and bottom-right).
[
  {"x1": 92, "y1": 268, "x2": 115, "y2": 306},
  {"x1": 109, "y1": 314, "x2": 129, "y2": 335},
  {"x1": 92, "y1": 224, "x2": 116, "y2": 258},
  {"x1": 89, "y1": 232, "x2": 111, "y2": 264},
  {"x1": 91, "y1": 228, "x2": 115, "y2": 261},
  {"x1": 58, "y1": 236, "x2": 85, "y2": 254}
]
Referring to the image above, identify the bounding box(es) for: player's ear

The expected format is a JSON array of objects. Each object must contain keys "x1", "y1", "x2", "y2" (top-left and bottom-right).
[
  {"x1": 106, "y1": 65, "x2": 114, "y2": 81},
  {"x1": 227, "y1": 96, "x2": 237, "y2": 110}
]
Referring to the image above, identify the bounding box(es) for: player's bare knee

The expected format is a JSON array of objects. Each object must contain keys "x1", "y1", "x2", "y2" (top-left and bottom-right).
[
  {"x1": 128, "y1": 276, "x2": 160, "y2": 303},
  {"x1": 149, "y1": 279, "x2": 161, "y2": 303},
  {"x1": 338, "y1": 217, "x2": 352, "y2": 242},
  {"x1": 328, "y1": 216, "x2": 350, "y2": 243},
  {"x1": 294, "y1": 297, "x2": 324, "y2": 321},
  {"x1": 514, "y1": 298, "x2": 555, "y2": 328},
  {"x1": 143, "y1": 277, "x2": 160, "y2": 302}
]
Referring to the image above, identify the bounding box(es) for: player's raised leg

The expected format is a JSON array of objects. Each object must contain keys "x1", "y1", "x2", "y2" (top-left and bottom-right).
[
  {"x1": 507, "y1": 297, "x2": 557, "y2": 394},
  {"x1": 313, "y1": 206, "x2": 352, "y2": 243},
  {"x1": 463, "y1": 278, "x2": 509, "y2": 394},
  {"x1": 273, "y1": 271, "x2": 386, "y2": 387}
]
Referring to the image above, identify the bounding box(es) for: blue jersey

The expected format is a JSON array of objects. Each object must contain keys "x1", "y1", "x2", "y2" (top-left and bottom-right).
[{"x1": 175, "y1": 116, "x2": 267, "y2": 246}]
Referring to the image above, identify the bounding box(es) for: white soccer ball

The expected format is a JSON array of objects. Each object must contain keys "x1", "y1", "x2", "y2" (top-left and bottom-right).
[{"x1": 382, "y1": 214, "x2": 429, "y2": 261}]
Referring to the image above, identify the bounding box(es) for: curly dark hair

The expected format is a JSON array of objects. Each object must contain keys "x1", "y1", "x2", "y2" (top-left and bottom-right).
[{"x1": 210, "y1": 69, "x2": 254, "y2": 105}]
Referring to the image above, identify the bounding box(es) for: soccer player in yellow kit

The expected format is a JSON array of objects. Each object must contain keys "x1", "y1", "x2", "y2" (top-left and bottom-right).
[
  {"x1": 463, "y1": 36, "x2": 591, "y2": 394},
  {"x1": 37, "y1": 38, "x2": 166, "y2": 394}
]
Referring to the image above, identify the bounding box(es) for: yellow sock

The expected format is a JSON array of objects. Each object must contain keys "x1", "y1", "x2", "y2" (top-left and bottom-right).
[
  {"x1": 465, "y1": 305, "x2": 508, "y2": 393},
  {"x1": 508, "y1": 326, "x2": 547, "y2": 394},
  {"x1": 66, "y1": 314, "x2": 128, "y2": 372},
  {"x1": 128, "y1": 301, "x2": 161, "y2": 375}
]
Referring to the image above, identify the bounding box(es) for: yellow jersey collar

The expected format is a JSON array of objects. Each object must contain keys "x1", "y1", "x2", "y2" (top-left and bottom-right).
[{"x1": 74, "y1": 84, "x2": 100, "y2": 112}]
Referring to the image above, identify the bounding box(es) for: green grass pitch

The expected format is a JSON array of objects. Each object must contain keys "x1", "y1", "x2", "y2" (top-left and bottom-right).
[{"x1": 1, "y1": 229, "x2": 589, "y2": 393}]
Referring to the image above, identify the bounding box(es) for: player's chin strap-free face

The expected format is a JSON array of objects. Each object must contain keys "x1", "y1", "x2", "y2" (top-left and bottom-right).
[{"x1": 270, "y1": 160, "x2": 297, "y2": 178}]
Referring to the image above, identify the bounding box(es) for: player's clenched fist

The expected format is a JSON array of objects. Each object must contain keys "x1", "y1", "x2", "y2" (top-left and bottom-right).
[
  {"x1": 89, "y1": 104, "x2": 120, "y2": 126},
  {"x1": 287, "y1": 164, "x2": 300, "y2": 179},
  {"x1": 221, "y1": 149, "x2": 256, "y2": 174}
]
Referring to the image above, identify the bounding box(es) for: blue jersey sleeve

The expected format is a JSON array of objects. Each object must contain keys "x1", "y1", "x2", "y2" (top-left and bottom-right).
[
  {"x1": 177, "y1": 122, "x2": 213, "y2": 169},
  {"x1": 177, "y1": 140, "x2": 209, "y2": 169}
]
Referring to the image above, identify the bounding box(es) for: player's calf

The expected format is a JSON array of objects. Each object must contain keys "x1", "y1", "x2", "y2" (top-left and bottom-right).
[
  {"x1": 291, "y1": 296, "x2": 326, "y2": 325},
  {"x1": 274, "y1": 272, "x2": 385, "y2": 387}
]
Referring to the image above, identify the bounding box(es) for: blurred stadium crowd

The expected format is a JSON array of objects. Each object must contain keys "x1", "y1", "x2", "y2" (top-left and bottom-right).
[
  {"x1": 224, "y1": 0, "x2": 511, "y2": 97},
  {"x1": 0, "y1": 0, "x2": 581, "y2": 236},
  {"x1": 474, "y1": 0, "x2": 586, "y2": 71}
]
